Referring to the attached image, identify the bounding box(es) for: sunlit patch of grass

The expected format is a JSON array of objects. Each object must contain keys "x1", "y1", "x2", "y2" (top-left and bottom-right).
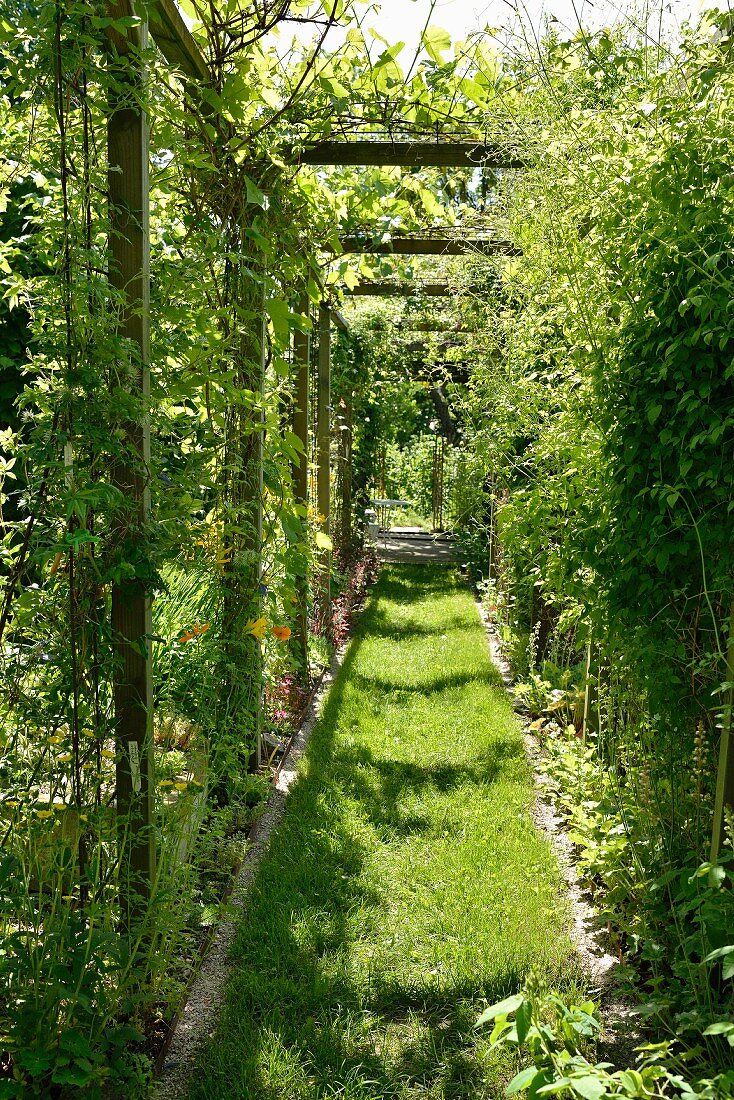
[{"x1": 189, "y1": 565, "x2": 579, "y2": 1100}]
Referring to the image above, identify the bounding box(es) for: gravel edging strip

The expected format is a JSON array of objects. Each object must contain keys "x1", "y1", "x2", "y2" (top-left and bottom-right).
[
  {"x1": 474, "y1": 600, "x2": 642, "y2": 1067},
  {"x1": 153, "y1": 643, "x2": 347, "y2": 1100}
]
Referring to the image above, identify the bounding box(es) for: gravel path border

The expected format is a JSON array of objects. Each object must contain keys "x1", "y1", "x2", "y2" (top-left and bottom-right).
[
  {"x1": 153, "y1": 644, "x2": 346, "y2": 1100},
  {"x1": 475, "y1": 600, "x2": 642, "y2": 1067}
]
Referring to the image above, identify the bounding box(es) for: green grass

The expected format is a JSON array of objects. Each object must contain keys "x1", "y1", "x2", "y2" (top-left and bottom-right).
[{"x1": 188, "y1": 565, "x2": 578, "y2": 1100}]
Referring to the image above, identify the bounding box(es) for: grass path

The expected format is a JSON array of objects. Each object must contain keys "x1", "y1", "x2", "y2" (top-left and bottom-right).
[{"x1": 189, "y1": 566, "x2": 577, "y2": 1099}]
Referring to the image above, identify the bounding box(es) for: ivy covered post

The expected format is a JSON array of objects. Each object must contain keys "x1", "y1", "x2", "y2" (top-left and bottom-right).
[
  {"x1": 316, "y1": 304, "x2": 332, "y2": 631},
  {"x1": 711, "y1": 603, "x2": 734, "y2": 865},
  {"x1": 291, "y1": 289, "x2": 311, "y2": 676},
  {"x1": 218, "y1": 214, "x2": 267, "y2": 790},
  {"x1": 107, "y1": 10, "x2": 156, "y2": 926}
]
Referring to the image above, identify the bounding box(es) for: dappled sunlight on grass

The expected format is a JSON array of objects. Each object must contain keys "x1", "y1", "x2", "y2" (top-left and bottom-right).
[{"x1": 189, "y1": 565, "x2": 578, "y2": 1100}]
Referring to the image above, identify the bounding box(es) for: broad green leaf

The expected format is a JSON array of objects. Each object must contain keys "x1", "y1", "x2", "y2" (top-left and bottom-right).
[
  {"x1": 703, "y1": 1021, "x2": 734, "y2": 1036},
  {"x1": 475, "y1": 994, "x2": 524, "y2": 1027},
  {"x1": 570, "y1": 1076, "x2": 606, "y2": 1100},
  {"x1": 516, "y1": 998, "x2": 533, "y2": 1043},
  {"x1": 243, "y1": 174, "x2": 266, "y2": 208},
  {"x1": 422, "y1": 25, "x2": 451, "y2": 64},
  {"x1": 507, "y1": 1066, "x2": 541, "y2": 1094}
]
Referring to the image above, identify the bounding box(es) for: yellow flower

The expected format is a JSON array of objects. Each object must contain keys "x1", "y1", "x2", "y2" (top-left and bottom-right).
[{"x1": 246, "y1": 617, "x2": 268, "y2": 640}]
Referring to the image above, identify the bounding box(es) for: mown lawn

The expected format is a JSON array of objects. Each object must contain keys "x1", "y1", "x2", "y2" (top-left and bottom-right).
[{"x1": 188, "y1": 565, "x2": 578, "y2": 1099}]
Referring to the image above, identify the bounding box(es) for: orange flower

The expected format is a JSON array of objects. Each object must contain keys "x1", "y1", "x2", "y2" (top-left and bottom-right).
[
  {"x1": 178, "y1": 630, "x2": 195, "y2": 644},
  {"x1": 246, "y1": 616, "x2": 268, "y2": 640},
  {"x1": 271, "y1": 625, "x2": 292, "y2": 642},
  {"x1": 193, "y1": 623, "x2": 210, "y2": 636}
]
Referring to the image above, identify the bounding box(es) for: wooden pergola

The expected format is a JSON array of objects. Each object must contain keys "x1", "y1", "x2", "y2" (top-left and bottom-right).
[{"x1": 105, "y1": 0, "x2": 734, "y2": 912}]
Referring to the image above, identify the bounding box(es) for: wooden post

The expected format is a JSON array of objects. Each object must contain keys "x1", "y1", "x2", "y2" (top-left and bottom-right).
[
  {"x1": 107, "y1": 13, "x2": 155, "y2": 925},
  {"x1": 488, "y1": 482, "x2": 495, "y2": 583},
  {"x1": 253, "y1": 288, "x2": 266, "y2": 770},
  {"x1": 711, "y1": 603, "x2": 734, "y2": 865},
  {"x1": 432, "y1": 435, "x2": 439, "y2": 532},
  {"x1": 317, "y1": 304, "x2": 331, "y2": 630},
  {"x1": 218, "y1": 224, "x2": 266, "y2": 790},
  {"x1": 291, "y1": 291, "x2": 310, "y2": 675},
  {"x1": 582, "y1": 638, "x2": 597, "y2": 742},
  {"x1": 337, "y1": 394, "x2": 353, "y2": 559}
]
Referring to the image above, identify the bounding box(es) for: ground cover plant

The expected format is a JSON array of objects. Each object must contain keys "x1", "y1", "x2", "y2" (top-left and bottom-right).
[{"x1": 188, "y1": 564, "x2": 579, "y2": 1099}]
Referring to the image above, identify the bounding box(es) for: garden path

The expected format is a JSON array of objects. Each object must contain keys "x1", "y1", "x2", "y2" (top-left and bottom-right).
[{"x1": 185, "y1": 564, "x2": 576, "y2": 1099}]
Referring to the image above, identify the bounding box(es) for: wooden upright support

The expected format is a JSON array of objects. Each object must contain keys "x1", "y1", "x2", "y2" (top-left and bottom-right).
[
  {"x1": 317, "y1": 305, "x2": 331, "y2": 630},
  {"x1": 711, "y1": 603, "x2": 734, "y2": 865},
  {"x1": 219, "y1": 231, "x2": 267, "y2": 787},
  {"x1": 291, "y1": 292, "x2": 310, "y2": 675},
  {"x1": 107, "y1": 12, "x2": 155, "y2": 925},
  {"x1": 336, "y1": 395, "x2": 353, "y2": 560},
  {"x1": 582, "y1": 639, "x2": 598, "y2": 742}
]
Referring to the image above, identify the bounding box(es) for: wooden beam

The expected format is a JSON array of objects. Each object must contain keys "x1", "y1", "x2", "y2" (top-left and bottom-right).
[
  {"x1": 148, "y1": 0, "x2": 210, "y2": 83},
  {"x1": 316, "y1": 305, "x2": 331, "y2": 630},
  {"x1": 338, "y1": 236, "x2": 518, "y2": 256},
  {"x1": 107, "y1": 11, "x2": 155, "y2": 926},
  {"x1": 394, "y1": 322, "x2": 474, "y2": 333},
  {"x1": 346, "y1": 281, "x2": 453, "y2": 297},
  {"x1": 332, "y1": 308, "x2": 348, "y2": 334},
  {"x1": 292, "y1": 141, "x2": 524, "y2": 169}
]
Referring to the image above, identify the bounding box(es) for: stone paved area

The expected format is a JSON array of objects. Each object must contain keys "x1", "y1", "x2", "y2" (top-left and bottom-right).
[{"x1": 373, "y1": 527, "x2": 460, "y2": 563}]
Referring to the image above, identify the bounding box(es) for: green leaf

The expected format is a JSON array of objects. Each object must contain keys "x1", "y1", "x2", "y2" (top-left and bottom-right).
[
  {"x1": 266, "y1": 298, "x2": 290, "y2": 342},
  {"x1": 243, "y1": 174, "x2": 266, "y2": 208},
  {"x1": 476, "y1": 993, "x2": 524, "y2": 1027},
  {"x1": 314, "y1": 531, "x2": 333, "y2": 552},
  {"x1": 703, "y1": 1021, "x2": 734, "y2": 1036},
  {"x1": 507, "y1": 1066, "x2": 539, "y2": 1094},
  {"x1": 422, "y1": 25, "x2": 451, "y2": 64},
  {"x1": 516, "y1": 998, "x2": 533, "y2": 1043},
  {"x1": 570, "y1": 1076, "x2": 606, "y2": 1100}
]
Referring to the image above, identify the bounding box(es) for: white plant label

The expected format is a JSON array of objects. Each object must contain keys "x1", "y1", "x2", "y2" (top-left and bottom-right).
[{"x1": 128, "y1": 741, "x2": 141, "y2": 793}]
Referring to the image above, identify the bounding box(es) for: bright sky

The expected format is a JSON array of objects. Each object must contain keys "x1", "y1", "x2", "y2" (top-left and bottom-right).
[
  {"x1": 281, "y1": 0, "x2": 715, "y2": 59},
  {"x1": 365, "y1": 0, "x2": 708, "y2": 39}
]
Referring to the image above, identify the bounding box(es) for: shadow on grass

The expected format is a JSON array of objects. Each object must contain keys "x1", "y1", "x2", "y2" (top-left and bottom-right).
[
  {"x1": 349, "y1": 668, "x2": 497, "y2": 697},
  {"x1": 189, "y1": 565, "x2": 541, "y2": 1099},
  {"x1": 331, "y1": 740, "x2": 526, "y2": 842}
]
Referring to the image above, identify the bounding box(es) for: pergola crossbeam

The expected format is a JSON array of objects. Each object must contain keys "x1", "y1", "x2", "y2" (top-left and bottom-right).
[
  {"x1": 292, "y1": 141, "x2": 524, "y2": 169},
  {"x1": 148, "y1": 0, "x2": 211, "y2": 83},
  {"x1": 346, "y1": 281, "x2": 452, "y2": 297},
  {"x1": 338, "y1": 236, "x2": 518, "y2": 256}
]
